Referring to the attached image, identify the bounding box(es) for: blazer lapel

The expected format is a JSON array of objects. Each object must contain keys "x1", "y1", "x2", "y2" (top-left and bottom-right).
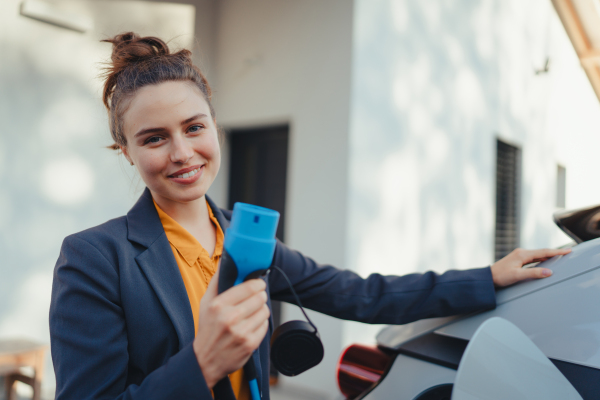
[
  {"x1": 206, "y1": 195, "x2": 231, "y2": 231},
  {"x1": 127, "y1": 188, "x2": 195, "y2": 349}
]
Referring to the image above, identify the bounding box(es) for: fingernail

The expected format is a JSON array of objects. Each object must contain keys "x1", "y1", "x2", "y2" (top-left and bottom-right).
[{"x1": 542, "y1": 269, "x2": 553, "y2": 277}]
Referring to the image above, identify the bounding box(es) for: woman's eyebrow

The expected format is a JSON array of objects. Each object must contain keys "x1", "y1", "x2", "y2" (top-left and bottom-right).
[
  {"x1": 134, "y1": 127, "x2": 165, "y2": 138},
  {"x1": 181, "y1": 113, "x2": 207, "y2": 125},
  {"x1": 133, "y1": 114, "x2": 208, "y2": 138}
]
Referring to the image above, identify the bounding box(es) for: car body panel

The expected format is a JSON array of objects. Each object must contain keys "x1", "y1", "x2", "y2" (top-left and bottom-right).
[
  {"x1": 377, "y1": 237, "x2": 600, "y2": 370},
  {"x1": 452, "y1": 317, "x2": 582, "y2": 400},
  {"x1": 376, "y1": 316, "x2": 458, "y2": 349},
  {"x1": 435, "y1": 266, "x2": 600, "y2": 370}
]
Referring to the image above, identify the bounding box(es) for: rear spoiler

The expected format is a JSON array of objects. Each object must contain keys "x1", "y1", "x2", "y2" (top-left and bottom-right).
[{"x1": 554, "y1": 204, "x2": 600, "y2": 244}]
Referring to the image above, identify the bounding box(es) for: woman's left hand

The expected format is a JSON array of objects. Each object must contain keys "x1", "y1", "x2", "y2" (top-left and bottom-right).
[{"x1": 491, "y1": 247, "x2": 572, "y2": 287}]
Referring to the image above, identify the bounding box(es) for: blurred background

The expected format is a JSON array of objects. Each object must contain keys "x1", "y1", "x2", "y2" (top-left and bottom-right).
[{"x1": 2, "y1": 0, "x2": 600, "y2": 399}]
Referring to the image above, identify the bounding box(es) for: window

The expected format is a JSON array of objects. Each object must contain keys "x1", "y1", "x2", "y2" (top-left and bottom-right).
[
  {"x1": 495, "y1": 139, "x2": 521, "y2": 261},
  {"x1": 556, "y1": 164, "x2": 566, "y2": 209}
]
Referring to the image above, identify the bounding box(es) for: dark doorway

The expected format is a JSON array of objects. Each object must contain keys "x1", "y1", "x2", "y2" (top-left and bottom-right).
[
  {"x1": 227, "y1": 124, "x2": 289, "y2": 380},
  {"x1": 228, "y1": 125, "x2": 289, "y2": 241}
]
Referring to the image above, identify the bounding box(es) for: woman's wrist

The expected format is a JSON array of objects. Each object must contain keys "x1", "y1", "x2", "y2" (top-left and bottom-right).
[{"x1": 194, "y1": 339, "x2": 219, "y2": 389}]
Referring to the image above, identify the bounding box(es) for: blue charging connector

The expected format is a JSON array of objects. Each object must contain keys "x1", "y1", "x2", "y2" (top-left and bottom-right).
[
  {"x1": 218, "y1": 203, "x2": 279, "y2": 294},
  {"x1": 217, "y1": 203, "x2": 280, "y2": 400}
]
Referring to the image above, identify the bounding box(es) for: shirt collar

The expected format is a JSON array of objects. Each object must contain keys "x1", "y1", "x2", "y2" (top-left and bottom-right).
[
  {"x1": 153, "y1": 199, "x2": 224, "y2": 266},
  {"x1": 208, "y1": 203, "x2": 224, "y2": 259}
]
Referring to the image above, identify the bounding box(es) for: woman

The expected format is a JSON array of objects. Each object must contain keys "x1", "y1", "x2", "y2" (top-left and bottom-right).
[{"x1": 49, "y1": 33, "x2": 569, "y2": 400}]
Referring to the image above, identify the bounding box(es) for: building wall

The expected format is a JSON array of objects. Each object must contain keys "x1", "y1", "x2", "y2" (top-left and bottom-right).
[
  {"x1": 4, "y1": 0, "x2": 600, "y2": 398},
  {"x1": 0, "y1": 1, "x2": 196, "y2": 396},
  {"x1": 210, "y1": 0, "x2": 354, "y2": 396},
  {"x1": 344, "y1": 0, "x2": 600, "y2": 348}
]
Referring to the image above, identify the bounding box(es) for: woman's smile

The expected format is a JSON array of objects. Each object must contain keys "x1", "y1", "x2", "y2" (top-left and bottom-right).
[{"x1": 169, "y1": 164, "x2": 204, "y2": 184}]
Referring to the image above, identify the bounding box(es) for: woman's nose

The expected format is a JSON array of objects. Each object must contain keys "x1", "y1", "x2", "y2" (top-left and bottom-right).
[{"x1": 170, "y1": 135, "x2": 194, "y2": 164}]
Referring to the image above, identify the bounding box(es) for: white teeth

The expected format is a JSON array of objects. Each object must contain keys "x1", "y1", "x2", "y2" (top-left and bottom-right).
[{"x1": 175, "y1": 168, "x2": 200, "y2": 179}]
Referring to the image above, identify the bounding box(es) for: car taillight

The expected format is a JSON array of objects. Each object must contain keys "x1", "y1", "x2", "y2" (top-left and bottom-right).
[{"x1": 336, "y1": 344, "x2": 393, "y2": 399}]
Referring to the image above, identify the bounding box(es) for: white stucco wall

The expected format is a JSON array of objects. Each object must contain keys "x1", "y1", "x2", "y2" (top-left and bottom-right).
[
  {"x1": 210, "y1": 0, "x2": 353, "y2": 396},
  {"x1": 4, "y1": 0, "x2": 600, "y2": 398},
  {"x1": 0, "y1": 1, "x2": 196, "y2": 396},
  {"x1": 344, "y1": 0, "x2": 600, "y2": 349}
]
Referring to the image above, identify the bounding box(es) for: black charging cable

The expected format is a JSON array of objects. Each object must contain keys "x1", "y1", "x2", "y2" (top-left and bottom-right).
[
  {"x1": 268, "y1": 265, "x2": 324, "y2": 377},
  {"x1": 269, "y1": 265, "x2": 319, "y2": 333}
]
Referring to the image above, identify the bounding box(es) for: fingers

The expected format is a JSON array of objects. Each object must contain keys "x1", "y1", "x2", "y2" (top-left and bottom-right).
[
  {"x1": 516, "y1": 266, "x2": 553, "y2": 281},
  {"x1": 209, "y1": 279, "x2": 268, "y2": 334},
  {"x1": 228, "y1": 290, "x2": 268, "y2": 322},
  {"x1": 217, "y1": 278, "x2": 266, "y2": 306},
  {"x1": 514, "y1": 247, "x2": 571, "y2": 264},
  {"x1": 227, "y1": 305, "x2": 270, "y2": 355},
  {"x1": 216, "y1": 298, "x2": 269, "y2": 361},
  {"x1": 194, "y1": 278, "x2": 270, "y2": 387},
  {"x1": 240, "y1": 304, "x2": 270, "y2": 334},
  {"x1": 246, "y1": 319, "x2": 269, "y2": 349},
  {"x1": 492, "y1": 247, "x2": 570, "y2": 287},
  {"x1": 229, "y1": 303, "x2": 269, "y2": 345}
]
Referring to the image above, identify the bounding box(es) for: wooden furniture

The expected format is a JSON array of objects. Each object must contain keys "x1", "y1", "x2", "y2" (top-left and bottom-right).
[{"x1": 0, "y1": 339, "x2": 47, "y2": 400}]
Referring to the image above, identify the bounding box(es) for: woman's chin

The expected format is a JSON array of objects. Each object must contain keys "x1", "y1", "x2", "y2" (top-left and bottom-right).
[{"x1": 152, "y1": 185, "x2": 207, "y2": 205}]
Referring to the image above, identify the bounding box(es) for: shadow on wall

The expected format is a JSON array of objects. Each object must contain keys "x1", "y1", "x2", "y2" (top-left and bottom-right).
[{"x1": 0, "y1": 0, "x2": 196, "y2": 395}]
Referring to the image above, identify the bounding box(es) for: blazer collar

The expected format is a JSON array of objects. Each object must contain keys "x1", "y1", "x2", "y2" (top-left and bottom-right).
[
  {"x1": 127, "y1": 188, "x2": 230, "y2": 246},
  {"x1": 127, "y1": 188, "x2": 194, "y2": 348},
  {"x1": 126, "y1": 188, "x2": 165, "y2": 248},
  {"x1": 206, "y1": 194, "x2": 231, "y2": 232}
]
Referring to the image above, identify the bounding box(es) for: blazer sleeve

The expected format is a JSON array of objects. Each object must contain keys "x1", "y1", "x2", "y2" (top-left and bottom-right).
[
  {"x1": 49, "y1": 235, "x2": 213, "y2": 400},
  {"x1": 268, "y1": 241, "x2": 496, "y2": 324}
]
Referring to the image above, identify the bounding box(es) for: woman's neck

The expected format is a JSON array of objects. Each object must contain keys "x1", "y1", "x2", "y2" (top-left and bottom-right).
[{"x1": 152, "y1": 192, "x2": 217, "y2": 255}]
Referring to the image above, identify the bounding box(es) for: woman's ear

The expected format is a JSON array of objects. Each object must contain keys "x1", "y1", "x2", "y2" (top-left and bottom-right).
[{"x1": 120, "y1": 146, "x2": 134, "y2": 166}]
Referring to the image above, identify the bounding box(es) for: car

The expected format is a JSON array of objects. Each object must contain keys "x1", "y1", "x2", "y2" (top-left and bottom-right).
[{"x1": 336, "y1": 204, "x2": 600, "y2": 400}]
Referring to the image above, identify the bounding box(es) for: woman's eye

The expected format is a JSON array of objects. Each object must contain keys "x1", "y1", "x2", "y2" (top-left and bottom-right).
[
  {"x1": 145, "y1": 136, "x2": 163, "y2": 145},
  {"x1": 188, "y1": 124, "x2": 204, "y2": 133}
]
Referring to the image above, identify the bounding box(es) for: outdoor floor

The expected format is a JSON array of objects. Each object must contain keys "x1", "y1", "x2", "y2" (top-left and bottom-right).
[
  {"x1": 270, "y1": 382, "x2": 344, "y2": 400},
  {"x1": 0, "y1": 381, "x2": 343, "y2": 400}
]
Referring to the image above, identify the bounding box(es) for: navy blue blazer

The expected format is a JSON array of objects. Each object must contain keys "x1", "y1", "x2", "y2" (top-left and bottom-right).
[{"x1": 50, "y1": 188, "x2": 496, "y2": 400}]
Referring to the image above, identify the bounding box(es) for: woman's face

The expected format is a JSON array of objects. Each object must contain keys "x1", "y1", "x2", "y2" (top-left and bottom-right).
[{"x1": 121, "y1": 80, "x2": 221, "y2": 207}]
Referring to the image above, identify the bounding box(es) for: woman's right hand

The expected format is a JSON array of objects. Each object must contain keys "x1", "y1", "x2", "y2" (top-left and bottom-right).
[{"x1": 193, "y1": 268, "x2": 270, "y2": 389}]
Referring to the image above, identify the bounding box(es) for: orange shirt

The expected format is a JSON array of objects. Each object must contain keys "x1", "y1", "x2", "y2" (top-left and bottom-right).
[{"x1": 154, "y1": 200, "x2": 250, "y2": 400}]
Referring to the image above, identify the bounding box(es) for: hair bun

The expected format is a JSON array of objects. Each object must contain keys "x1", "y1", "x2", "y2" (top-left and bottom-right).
[
  {"x1": 103, "y1": 32, "x2": 170, "y2": 65},
  {"x1": 101, "y1": 32, "x2": 214, "y2": 150}
]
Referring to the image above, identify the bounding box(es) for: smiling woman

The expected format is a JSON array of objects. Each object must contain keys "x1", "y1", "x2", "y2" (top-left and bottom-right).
[{"x1": 48, "y1": 32, "x2": 570, "y2": 400}]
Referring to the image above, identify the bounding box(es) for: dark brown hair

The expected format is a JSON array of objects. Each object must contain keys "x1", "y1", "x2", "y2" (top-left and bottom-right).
[{"x1": 101, "y1": 32, "x2": 214, "y2": 150}]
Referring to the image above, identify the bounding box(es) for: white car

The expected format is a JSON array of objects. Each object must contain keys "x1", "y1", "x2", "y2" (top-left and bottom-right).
[{"x1": 336, "y1": 205, "x2": 600, "y2": 400}]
